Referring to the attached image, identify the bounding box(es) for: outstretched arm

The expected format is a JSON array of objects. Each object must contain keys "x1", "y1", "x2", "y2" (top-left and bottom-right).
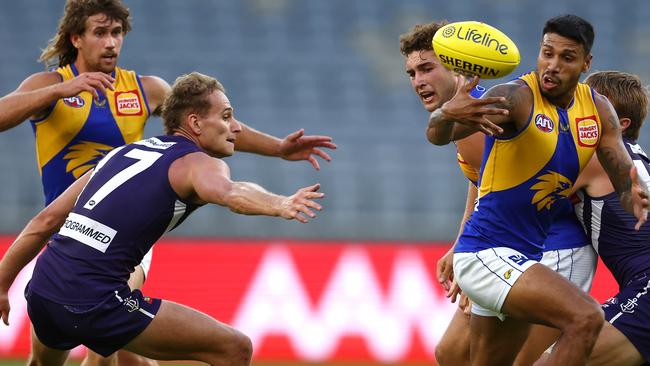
[
  {"x1": 594, "y1": 93, "x2": 649, "y2": 229},
  {"x1": 234, "y1": 123, "x2": 337, "y2": 170},
  {"x1": 0, "y1": 172, "x2": 90, "y2": 325},
  {"x1": 170, "y1": 152, "x2": 325, "y2": 223},
  {"x1": 427, "y1": 77, "x2": 531, "y2": 145},
  {"x1": 0, "y1": 71, "x2": 115, "y2": 132}
]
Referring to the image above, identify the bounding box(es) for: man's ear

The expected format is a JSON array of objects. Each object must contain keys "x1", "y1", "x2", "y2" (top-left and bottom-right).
[
  {"x1": 188, "y1": 114, "x2": 201, "y2": 134},
  {"x1": 70, "y1": 34, "x2": 81, "y2": 49},
  {"x1": 620, "y1": 117, "x2": 631, "y2": 132},
  {"x1": 583, "y1": 53, "x2": 592, "y2": 73}
]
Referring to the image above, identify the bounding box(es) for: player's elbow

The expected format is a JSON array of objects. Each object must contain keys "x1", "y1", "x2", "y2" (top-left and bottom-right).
[
  {"x1": 427, "y1": 129, "x2": 451, "y2": 146},
  {"x1": 30, "y1": 206, "x2": 67, "y2": 236}
]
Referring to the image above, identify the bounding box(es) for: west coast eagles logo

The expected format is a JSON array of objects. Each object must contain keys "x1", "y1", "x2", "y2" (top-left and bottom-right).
[
  {"x1": 63, "y1": 141, "x2": 114, "y2": 178},
  {"x1": 530, "y1": 171, "x2": 572, "y2": 211}
]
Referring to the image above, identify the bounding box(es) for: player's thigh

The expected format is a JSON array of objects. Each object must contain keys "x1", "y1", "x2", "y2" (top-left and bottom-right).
[
  {"x1": 514, "y1": 324, "x2": 560, "y2": 366},
  {"x1": 81, "y1": 350, "x2": 117, "y2": 366},
  {"x1": 501, "y1": 263, "x2": 601, "y2": 329},
  {"x1": 123, "y1": 300, "x2": 251, "y2": 363},
  {"x1": 29, "y1": 326, "x2": 70, "y2": 366},
  {"x1": 587, "y1": 322, "x2": 644, "y2": 366},
  {"x1": 469, "y1": 314, "x2": 530, "y2": 366},
  {"x1": 435, "y1": 307, "x2": 470, "y2": 366}
]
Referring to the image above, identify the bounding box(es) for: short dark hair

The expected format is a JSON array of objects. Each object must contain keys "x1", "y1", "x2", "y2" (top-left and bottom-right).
[
  {"x1": 399, "y1": 20, "x2": 448, "y2": 56},
  {"x1": 584, "y1": 71, "x2": 649, "y2": 141},
  {"x1": 543, "y1": 14, "x2": 594, "y2": 55},
  {"x1": 162, "y1": 72, "x2": 226, "y2": 135}
]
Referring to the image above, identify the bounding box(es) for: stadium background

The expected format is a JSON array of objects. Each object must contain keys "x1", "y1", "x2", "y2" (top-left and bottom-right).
[{"x1": 0, "y1": 0, "x2": 647, "y2": 364}]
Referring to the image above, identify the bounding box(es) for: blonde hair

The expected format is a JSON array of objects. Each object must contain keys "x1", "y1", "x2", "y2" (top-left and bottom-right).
[
  {"x1": 584, "y1": 71, "x2": 649, "y2": 141},
  {"x1": 162, "y1": 72, "x2": 226, "y2": 135}
]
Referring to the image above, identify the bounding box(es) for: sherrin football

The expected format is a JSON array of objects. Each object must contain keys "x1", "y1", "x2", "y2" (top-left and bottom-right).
[{"x1": 432, "y1": 21, "x2": 520, "y2": 79}]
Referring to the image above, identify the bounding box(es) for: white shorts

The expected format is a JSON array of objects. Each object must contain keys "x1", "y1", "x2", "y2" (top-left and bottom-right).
[
  {"x1": 139, "y1": 247, "x2": 154, "y2": 279},
  {"x1": 454, "y1": 247, "x2": 538, "y2": 320},
  {"x1": 540, "y1": 245, "x2": 596, "y2": 292}
]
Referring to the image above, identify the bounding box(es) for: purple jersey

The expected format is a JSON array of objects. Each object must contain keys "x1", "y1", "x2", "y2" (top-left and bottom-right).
[
  {"x1": 576, "y1": 138, "x2": 650, "y2": 287},
  {"x1": 29, "y1": 135, "x2": 202, "y2": 304}
]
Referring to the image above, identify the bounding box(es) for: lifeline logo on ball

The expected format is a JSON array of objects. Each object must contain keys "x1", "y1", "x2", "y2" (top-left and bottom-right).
[
  {"x1": 442, "y1": 25, "x2": 455, "y2": 38},
  {"x1": 432, "y1": 21, "x2": 520, "y2": 79}
]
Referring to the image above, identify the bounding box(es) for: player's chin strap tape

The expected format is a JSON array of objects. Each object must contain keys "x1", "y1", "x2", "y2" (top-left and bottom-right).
[{"x1": 139, "y1": 247, "x2": 154, "y2": 280}]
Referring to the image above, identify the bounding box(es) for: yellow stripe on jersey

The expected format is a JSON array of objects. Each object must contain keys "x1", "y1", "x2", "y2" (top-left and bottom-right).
[{"x1": 457, "y1": 152, "x2": 479, "y2": 184}]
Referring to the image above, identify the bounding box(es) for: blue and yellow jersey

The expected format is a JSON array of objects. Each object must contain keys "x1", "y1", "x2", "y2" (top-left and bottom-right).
[
  {"x1": 457, "y1": 152, "x2": 479, "y2": 186},
  {"x1": 31, "y1": 64, "x2": 150, "y2": 204},
  {"x1": 455, "y1": 71, "x2": 600, "y2": 259}
]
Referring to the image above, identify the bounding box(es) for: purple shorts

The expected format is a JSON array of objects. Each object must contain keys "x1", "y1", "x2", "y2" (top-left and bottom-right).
[
  {"x1": 602, "y1": 273, "x2": 650, "y2": 364},
  {"x1": 25, "y1": 283, "x2": 162, "y2": 357}
]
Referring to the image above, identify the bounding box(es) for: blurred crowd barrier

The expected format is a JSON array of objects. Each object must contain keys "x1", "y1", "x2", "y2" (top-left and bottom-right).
[{"x1": 0, "y1": 238, "x2": 617, "y2": 363}]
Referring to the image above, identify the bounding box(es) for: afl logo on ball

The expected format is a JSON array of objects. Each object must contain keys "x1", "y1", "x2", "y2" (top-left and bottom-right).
[
  {"x1": 442, "y1": 26, "x2": 455, "y2": 38},
  {"x1": 534, "y1": 114, "x2": 554, "y2": 133}
]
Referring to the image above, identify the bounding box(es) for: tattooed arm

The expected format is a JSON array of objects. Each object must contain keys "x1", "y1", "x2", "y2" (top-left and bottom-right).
[
  {"x1": 594, "y1": 92, "x2": 649, "y2": 229},
  {"x1": 426, "y1": 78, "x2": 532, "y2": 145}
]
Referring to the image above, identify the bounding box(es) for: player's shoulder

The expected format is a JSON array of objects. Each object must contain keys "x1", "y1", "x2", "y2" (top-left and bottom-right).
[
  {"x1": 16, "y1": 70, "x2": 63, "y2": 92},
  {"x1": 139, "y1": 75, "x2": 171, "y2": 113},
  {"x1": 588, "y1": 87, "x2": 610, "y2": 106},
  {"x1": 139, "y1": 75, "x2": 170, "y2": 93}
]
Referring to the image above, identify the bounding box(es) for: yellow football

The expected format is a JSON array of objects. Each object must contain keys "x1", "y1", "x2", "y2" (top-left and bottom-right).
[{"x1": 432, "y1": 21, "x2": 520, "y2": 79}]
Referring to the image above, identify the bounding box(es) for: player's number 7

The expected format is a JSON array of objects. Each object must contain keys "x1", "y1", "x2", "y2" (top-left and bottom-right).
[{"x1": 83, "y1": 148, "x2": 162, "y2": 210}]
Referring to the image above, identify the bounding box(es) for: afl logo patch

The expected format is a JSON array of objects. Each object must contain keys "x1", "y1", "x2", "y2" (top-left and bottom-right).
[
  {"x1": 115, "y1": 90, "x2": 143, "y2": 116},
  {"x1": 63, "y1": 96, "x2": 85, "y2": 108},
  {"x1": 534, "y1": 114, "x2": 554, "y2": 133},
  {"x1": 576, "y1": 116, "x2": 599, "y2": 147}
]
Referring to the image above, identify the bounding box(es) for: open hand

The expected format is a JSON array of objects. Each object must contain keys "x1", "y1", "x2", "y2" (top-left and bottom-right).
[
  {"x1": 278, "y1": 129, "x2": 337, "y2": 170},
  {"x1": 56, "y1": 72, "x2": 115, "y2": 101},
  {"x1": 440, "y1": 75, "x2": 507, "y2": 136},
  {"x1": 279, "y1": 183, "x2": 324, "y2": 223}
]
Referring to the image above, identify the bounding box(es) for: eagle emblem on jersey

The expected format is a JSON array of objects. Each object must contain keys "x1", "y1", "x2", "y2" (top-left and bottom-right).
[
  {"x1": 530, "y1": 171, "x2": 572, "y2": 211},
  {"x1": 63, "y1": 141, "x2": 114, "y2": 178}
]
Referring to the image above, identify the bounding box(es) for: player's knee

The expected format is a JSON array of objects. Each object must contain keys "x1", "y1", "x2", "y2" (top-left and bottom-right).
[
  {"x1": 221, "y1": 330, "x2": 253, "y2": 365},
  {"x1": 568, "y1": 299, "x2": 604, "y2": 337},
  {"x1": 435, "y1": 339, "x2": 468, "y2": 366}
]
